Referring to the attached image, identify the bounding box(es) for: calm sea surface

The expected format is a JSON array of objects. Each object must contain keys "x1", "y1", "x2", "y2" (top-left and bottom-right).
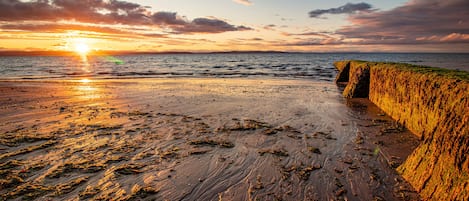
[{"x1": 0, "y1": 53, "x2": 467, "y2": 81}]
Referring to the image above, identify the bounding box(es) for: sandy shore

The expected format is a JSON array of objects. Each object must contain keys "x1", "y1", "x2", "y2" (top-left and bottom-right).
[{"x1": 0, "y1": 78, "x2": 419, "y2": 200}]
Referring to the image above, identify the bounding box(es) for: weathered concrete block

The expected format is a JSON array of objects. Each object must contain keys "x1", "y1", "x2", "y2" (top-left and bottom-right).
[
  {"x1": 368, "y1": 63, "x2": 469, "y2": 200},
  {"x1": 334, "y1": 60, "x2": 351, "y2": 83},
  {"x1": 342, "y1": 63, "x2": 370, "y2": 98},
  {"x1": 336, "y1": 60, "x2": 469, "y2": 200}
]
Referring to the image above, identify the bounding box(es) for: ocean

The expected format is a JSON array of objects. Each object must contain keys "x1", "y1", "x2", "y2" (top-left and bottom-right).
[{"x1": 0, "y1": 53, "x2": 468, "y2": 81}]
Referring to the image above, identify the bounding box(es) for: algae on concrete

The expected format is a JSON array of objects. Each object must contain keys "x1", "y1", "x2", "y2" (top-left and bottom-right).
[
  {"x1": 342, "y1": 62, "x2": 370, "y2": 98},
  {"x1": 334, "y1": 60, "x2": 469, "y2": 201}
]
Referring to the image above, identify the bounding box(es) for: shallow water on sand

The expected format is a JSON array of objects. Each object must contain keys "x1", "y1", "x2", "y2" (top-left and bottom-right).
[{"x1": 0, "y1": 79, "x2": 420, "y2": 200}]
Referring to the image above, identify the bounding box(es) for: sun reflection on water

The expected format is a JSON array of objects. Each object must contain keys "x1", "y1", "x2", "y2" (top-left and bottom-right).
[{"x1": 80, "y1": 55, "x2": 91, "y2": 73}]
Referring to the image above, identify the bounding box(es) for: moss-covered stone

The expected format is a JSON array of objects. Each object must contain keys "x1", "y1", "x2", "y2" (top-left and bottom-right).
[
  {"x1": 342, "y1": 62, "x2": 370, "y2": 98},
  {"x1": 335, "y1": 60, "x2": 469, "y2": 200},
  {"x1": 334, "y1": 60, "x2": 351, "y2": 83}
]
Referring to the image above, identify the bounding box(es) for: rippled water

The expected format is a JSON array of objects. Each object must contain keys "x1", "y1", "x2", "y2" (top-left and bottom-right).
[{"x1": 0, "y1": 53, "x2": 467, "y2": 81}]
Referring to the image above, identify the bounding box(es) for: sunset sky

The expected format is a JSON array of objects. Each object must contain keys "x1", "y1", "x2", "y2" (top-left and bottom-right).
[{"x1": 0, "y1": 0, "x2": 468, "y2": 53}]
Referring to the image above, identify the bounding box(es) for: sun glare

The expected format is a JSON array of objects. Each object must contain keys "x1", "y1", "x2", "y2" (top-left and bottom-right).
[
  {"x1": 75, "y1": 42, "x2": 90, "y2": 55},
  {"x1": 80, "y1": 78, "x2": 91, "y2": 83}
]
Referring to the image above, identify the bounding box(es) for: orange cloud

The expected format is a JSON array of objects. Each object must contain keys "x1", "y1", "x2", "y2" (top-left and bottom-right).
[
  {"x1": 0, "y1": 0, "x2": 251, "y2": 34},
  {"x1": 335, "y1": 0, "x2": 469, "y2": 45}
]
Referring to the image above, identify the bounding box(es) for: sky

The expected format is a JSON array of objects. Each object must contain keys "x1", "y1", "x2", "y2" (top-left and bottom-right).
[{"x1": 0, "y1": 0, "x2": 468, "y2": 53}]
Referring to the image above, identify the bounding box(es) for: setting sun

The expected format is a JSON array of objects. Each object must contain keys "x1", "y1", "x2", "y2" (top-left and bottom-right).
[
  {"x1": 0, "y1": 0, "x2": 467, "y2": 200},
  {"x1": 74, "y1": 42, "x2": 90, "y2": 55}
]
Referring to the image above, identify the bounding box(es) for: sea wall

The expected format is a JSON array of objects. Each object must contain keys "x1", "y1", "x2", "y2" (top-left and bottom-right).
[{"x1": 335, "y1": 61, "x2": 469, "y2": 200}]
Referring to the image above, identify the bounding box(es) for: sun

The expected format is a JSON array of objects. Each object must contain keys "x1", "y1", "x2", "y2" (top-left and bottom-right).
[{"x1": 74, "y1": 42, "x2": 90, "y2": 55}]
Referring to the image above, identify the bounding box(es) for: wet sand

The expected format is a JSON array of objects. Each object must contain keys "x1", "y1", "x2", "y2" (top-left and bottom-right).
[{"x1": 0, "y1": 78, "x2": 420, "y2": 200}]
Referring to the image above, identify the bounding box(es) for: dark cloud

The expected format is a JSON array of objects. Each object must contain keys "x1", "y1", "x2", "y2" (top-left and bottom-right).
[
  {"x1": 309, "y1": 2, "x2": 373, "y2": 18},
  {"x1": 277, "y1": 38, "x2": 343, "y2": 47},
  {"x1": 104, "y1": 0, "x2": 142, "y2": 11},
  {"x1": 148, "y1": 13, "x2": 253, "y2": 34},
  {"x1": 0, "y1": 0, "x2": 150, "y2": 24},
  {"x1": 0, "y1": 23, "x2": 168, "y2": 39},
  {"x1": 172, "y1": 18, "x2": 252, "y2": 34},
  {"x1": 276, "y1": 30, "x2": 343, "y2": 46},
  {"x1": 263, "y1": 24, "x2": 276, "y2": 30},
  {"x1": 0, "y1": 0, "x2": 251, "y2": 34},
  {"x1": 151, "y1": 12, "x2": 186, "y2": 25},
  {"x1": 1, "y1": 23, "x2": 123, "y2": 34},
  {"x1": 286, "y1": 31, "x2": 333, "y2": 37},
  {"x1": 336, "y1": 0, "x2": 469, "y2": 44},
  {"x1": 0, "y1": 0, "x2": 56, "y2": 21}
]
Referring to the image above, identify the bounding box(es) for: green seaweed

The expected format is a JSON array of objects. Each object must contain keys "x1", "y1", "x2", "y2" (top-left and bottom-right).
[
  {"x1": 4, "y1": 183, "x2": 53, "y2": 200},
  {"x1": 126, "y1": 185, "x2": 159, "y2": 200},
  {"x1": 258, "y1": 148, "x2": 289, "y2": 157},
  {"x1": 159, "y1": 146, "x2": 180, "y2": 159},
  {"x1": 0, "y1": 160, "x2": 23, "y2": 170},
  {"x1": 188, "y1": 138, "x2": 235, "y2": 148},
  {"x1": 307, "y1": 146, "x2": 321, "y2": 154},
  {"x1": 0, "y1": 175, "x2": 24, "y2": 189},
  {"x1": 0, "y1": 140, "x2": 58, "y2": 160},
  {"x1": 298, "y1": 165, "x2": 321, "y2": 180},
  {"x1": 46, "y1": 161, "x2": 106, "y2": 178},
  {"x1": 54, "y1": 177, "x2": 89, "y2": 196},
  {"x1": 347, "y1": 60, "x2": 469, "y2": 81},
  {"x1": 79, "y1": 186, "x2": 100, "y2": 199},
  {"x1": 114, "y1": 164, "x2": 144, "y2": 175},
  {"x1": 219, "y1": 119, "x2": 272, "y2": 132}
]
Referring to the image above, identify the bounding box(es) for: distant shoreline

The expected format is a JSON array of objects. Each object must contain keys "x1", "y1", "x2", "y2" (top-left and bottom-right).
[{"x1": 1, "y1": 50, "x2": 468, "y2": 56}]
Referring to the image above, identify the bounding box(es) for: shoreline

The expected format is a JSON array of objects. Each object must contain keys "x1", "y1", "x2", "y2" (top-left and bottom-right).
[
  {"x1": 1, "y1": 50, "x2": 469, "y2": 56},
  {"x1": 0, "y1": 76, "x2": 329, "y2": 82},
  {"x1": 0, "y1": 78, "x2": 419, "y2": 200}
]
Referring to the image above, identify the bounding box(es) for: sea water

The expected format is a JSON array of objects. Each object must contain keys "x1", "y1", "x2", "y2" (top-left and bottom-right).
[{"x1": 0, "y1": 53, "x2": 467, "y2": 81}]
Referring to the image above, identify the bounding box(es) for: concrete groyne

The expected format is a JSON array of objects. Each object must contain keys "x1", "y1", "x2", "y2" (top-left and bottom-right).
[{"x1": 335, "y1": 61, "x2": 469, "y2": 200}]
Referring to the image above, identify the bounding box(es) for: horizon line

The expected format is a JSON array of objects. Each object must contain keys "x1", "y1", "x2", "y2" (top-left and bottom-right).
[{"x1": 0, "y1": 50, "x2": 468, "y2": 56}]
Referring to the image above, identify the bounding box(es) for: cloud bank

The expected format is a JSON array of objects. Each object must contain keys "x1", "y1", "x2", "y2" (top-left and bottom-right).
[
  {"x1": 337, "y1": 0, "x2": 469, "y2": 44},
  {"x1": 309, "y1": 2, "x2": 373, "y2": 18},
  {"x1": 0, "y1": 0, "x2": 251, "y2": 34},
  {"x1": 298, "y1": 0, "x2": 469, "y2": 48}
]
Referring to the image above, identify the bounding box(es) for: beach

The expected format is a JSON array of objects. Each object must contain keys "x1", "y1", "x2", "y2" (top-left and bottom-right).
[
  {"x1": 1, "y1": 0, "x2": 468, "y2": 199},
  {"x1": 0, "y1": 78, "x2": 420, "y2": 200}
]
